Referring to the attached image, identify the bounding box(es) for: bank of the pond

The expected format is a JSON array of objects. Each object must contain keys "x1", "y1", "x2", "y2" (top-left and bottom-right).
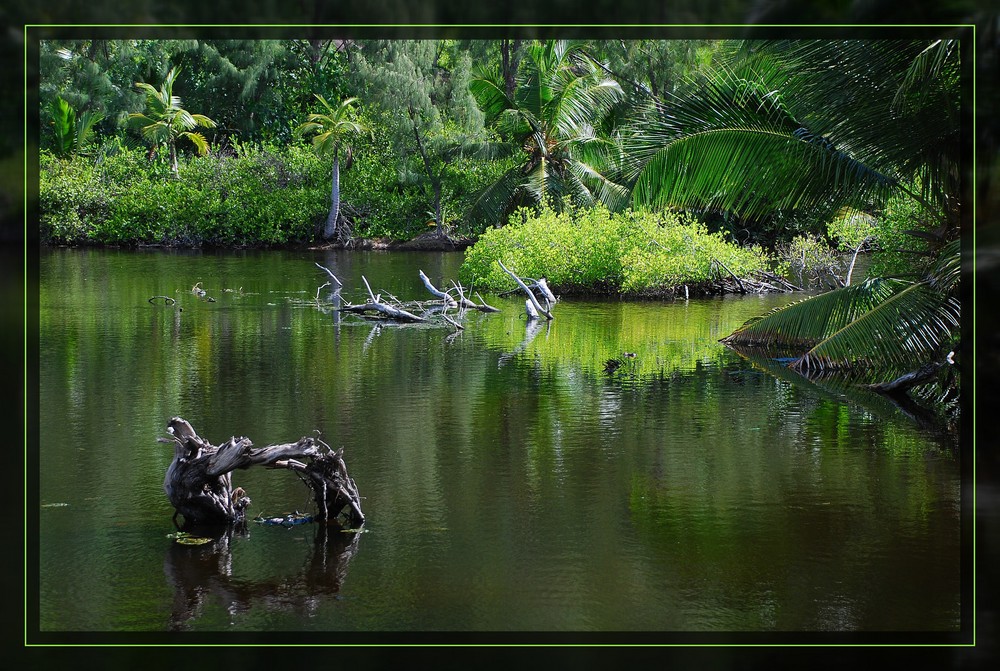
[{"x1": 41, "y1": 146, "x2": 789, "y2": 297}]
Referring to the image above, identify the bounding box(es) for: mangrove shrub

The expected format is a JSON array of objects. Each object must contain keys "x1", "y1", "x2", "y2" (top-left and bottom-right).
[{"x1": 460, "y1": 202, "x2": 771, "y2": 294}]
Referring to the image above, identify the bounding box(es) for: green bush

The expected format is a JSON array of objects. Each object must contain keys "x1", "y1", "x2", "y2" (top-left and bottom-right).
[
  {"x1": 40, "y1": 130, "x2": 521, "y2": 247},
  {"x1": 40, "y1": 141, "x2": 332, "y2": 247},
  {"x1": 865, "y1": 194, "x2": 936, "y2": 277},
  {"x1": 460, "y1": 202, "x2": 772, "y2": 294}
]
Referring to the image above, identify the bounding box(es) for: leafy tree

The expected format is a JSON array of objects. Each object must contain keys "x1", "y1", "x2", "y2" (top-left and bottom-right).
[
  {"x1": 129, "y1": 66, "x2": 217, "y2": 178},
  {"x1": 295, "y1": 94, "x2": 367, "y2": 240},
  {"x1": 169, "y1": 40, "x2": 312, "y2": 145},
  {"x1": 40, "y1": 39, "x2": 185, "y2": 142},
  {"x1": 351, "y1": 40, "x2": 491, "y2": 237},
  {"x1": 467, "y1": 40, "x2": 629, "y2": 228}
]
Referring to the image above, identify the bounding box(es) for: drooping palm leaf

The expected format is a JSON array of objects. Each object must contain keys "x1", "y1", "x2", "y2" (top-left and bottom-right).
[
  {"x1": 628, "y1": 60, "x2": 900, "y2": 218},
  {"x1": 629, "y1": 39, "x2": 960, "y2": 223},
  {"x1": 723, "y1": 243, "x2": 960, "y2": 372},
  {"x1": 180, "y1": 131, "x2": 210, "y2": 156},
  {"x1": 793, "y1": 282, "x2": 959, "y2": 371},
  {"x1": 465, "y1": 165, "x2": 526, "y2": 227},
  {"x1": 723, "y1": 277, "x2": 912, "y2": 349}
]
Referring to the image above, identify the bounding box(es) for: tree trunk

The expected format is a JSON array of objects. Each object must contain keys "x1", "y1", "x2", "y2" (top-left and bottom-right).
[
  {"x1": 160, "y1": 417, "x2": 364, "y2": 528},
  {"x1": 501, "y1": 39, "x2": 521, "y2": 101},
  {"x1": 406, "y1": 107, "x2": 446, "y2": 236},
  {"x1": 169, "y1": 142, "x2": 179, "y2": 178},
  {"x1": 324, "y1": 152, "x2": 341, "y2": 239}
]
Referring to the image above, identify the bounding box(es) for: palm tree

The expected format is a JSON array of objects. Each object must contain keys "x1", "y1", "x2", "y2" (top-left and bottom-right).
[
  {"x1": 48, "y1": 95, "x2": 103, "y2": 159},
  {"x1": 467, "y1": 40, "x2": 630, "y2": 228},
  {"x1": 129, "y1": 66, "x2": 216, "y2": 178},
  {"x1": 295, "y1": 95, "x2": 367, "y2": 240},
  {"x1": 722, "y1": 239, "x2": 960, "y2": 373},
  {"x1": 627, "y1": 40, "x2": 960, "y2": 232},
  {"x1": 626, "y1": 40, "x2": 962, "y2": 381}
]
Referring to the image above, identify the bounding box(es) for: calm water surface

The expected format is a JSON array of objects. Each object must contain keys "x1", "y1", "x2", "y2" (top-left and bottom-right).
[{"x1": 36, "y1": 248, "x2": 961, "y2": 635}]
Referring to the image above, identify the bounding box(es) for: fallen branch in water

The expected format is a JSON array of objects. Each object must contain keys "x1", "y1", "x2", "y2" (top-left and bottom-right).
[
  {"x1": 498, "y1": 260, "x2": 553, "y2": 320},
  {"x1": 337, "y1": 275, "x2": 429, "y2": 323},
  {"x1": 325, "y1": 269, "x2": 500, "y2": 328},
  {"x1": 159, "y1": 417, "x2": 364, "y2": 529}
]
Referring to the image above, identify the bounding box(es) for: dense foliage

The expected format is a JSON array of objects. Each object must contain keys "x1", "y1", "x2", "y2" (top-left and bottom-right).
[
  {"x1": 41, "y1": 142, "x2": 327, "y2": 246},
  {"x1": 38, "y1": 39, "x2": 959, "y2": 299},
  {"x1": 460, "y1": 202, "x2": 770, "y2": 295}
]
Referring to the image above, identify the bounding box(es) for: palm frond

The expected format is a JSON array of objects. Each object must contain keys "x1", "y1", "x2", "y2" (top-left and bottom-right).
[
  {"x1": 926, "y1": 238, "x2": 961, "y2": 294},
  {"x1": 794, "y1": 282, "x2": 959, "y2": 371},
  {"x1": 465, "y1": 166, "x2": 527, "y2": 228},
  {"x1": 553, "y1": 76, "x2": 623, "y2": 139},
  {"x1": 627, "y1": 39, "x2": 959, "y2": 223},
  {"x1": 723, "y1": 277, "x2": 911, "y2": 349},
  {"x1": 469, "y1": 69, "x2": 513, "y2": 126},
  {"x1": 190, "y1": 114, "x2": 217, "y2": 129},
  {"x1": 139, "y1": 121, "x2": 170, "y2": 144},
  {"x1": 566, "y1": 157, "x2": 630, "y2": 211},
  {"x1": 180, "y1": 131, "x2": 210, "y2": 155},
  {"x1": 631, "y1": 127, "x2": 896, "y2": 219}
]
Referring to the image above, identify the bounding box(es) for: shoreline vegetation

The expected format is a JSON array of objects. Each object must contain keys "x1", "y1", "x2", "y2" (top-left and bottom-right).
[
  {"x1": 39, "y1": 143, "x2": 798, "y2": 299},
  {"x1": 37, "y1": 35, "x2": 961, "y2": 427}
]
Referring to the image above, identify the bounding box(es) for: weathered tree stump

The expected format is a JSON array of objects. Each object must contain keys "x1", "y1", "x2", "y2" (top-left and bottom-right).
[{"x1": 159, "y1": 417, "x2": 364, "y2": 528}]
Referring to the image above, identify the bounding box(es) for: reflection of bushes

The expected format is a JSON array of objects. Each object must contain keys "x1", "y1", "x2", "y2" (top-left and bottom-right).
[{"x1": 460, "y1": 202, "x2": 771, "y2": 294}]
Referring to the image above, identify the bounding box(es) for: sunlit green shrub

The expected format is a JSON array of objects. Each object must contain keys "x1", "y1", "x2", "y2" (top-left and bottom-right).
[
  {"x1": 41, "y1": 141, "x2": 331, "y2": 246},
  {"x1": 460, "y1": 202, "x2": 772, "y2": 294}
]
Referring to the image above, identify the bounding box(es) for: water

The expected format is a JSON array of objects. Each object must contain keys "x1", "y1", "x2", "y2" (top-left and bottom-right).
[{"x1": 35, "y1": 247, "x2": 961, "y2": 635}]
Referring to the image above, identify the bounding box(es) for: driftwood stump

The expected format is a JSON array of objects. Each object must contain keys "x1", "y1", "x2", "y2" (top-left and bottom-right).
[{"x1": 160, "y1": 417, "x2": 365, "y2": 528}]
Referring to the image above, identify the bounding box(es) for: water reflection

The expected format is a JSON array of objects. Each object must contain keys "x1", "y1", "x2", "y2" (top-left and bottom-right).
[
  {"x1": 164, "y1": 523, "x2": 362, "y2": 631},
  {"x1": 728, "y1": 347, "x2": 960, "y2": 439},
  {"x1": 38, "y1": 248, "x2": 961, "y2": 634},
  {"x1": 498, "y1": 318, "x2": 547, "y2": 368}
]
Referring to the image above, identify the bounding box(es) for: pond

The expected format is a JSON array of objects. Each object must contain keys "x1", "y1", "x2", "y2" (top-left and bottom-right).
[{"x1": 34, "y1": 247, "x2": 962, "y2": 638}]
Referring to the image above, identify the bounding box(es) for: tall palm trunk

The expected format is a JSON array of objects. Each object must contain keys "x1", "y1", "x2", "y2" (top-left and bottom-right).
[{"x1": 324, "y1": 151, "x2": 340, "y2": 239}]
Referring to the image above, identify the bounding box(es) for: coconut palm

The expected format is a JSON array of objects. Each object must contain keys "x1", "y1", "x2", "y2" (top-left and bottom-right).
[
  {"x1": 627, "y1": 39, "x2": 962, "y2": 379},
  {"x1": 467, "y1": 40, "x2": 630, "y2": 228},
  {"x1": 295, "y1": 95, "x2": 367, "y2": 240},
  {"x1": 129, "y1": 66, "x2": 216, "y2": 178},
  {"x1": 628, "y1": 40, "x2": 960, "y2": 231}
]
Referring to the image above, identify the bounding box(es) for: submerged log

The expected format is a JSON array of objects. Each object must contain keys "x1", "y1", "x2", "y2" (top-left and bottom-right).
[
  {"x1": 159, "y1": 417, "x2": 364, "y2": 528},
  {"x1": 868, "y1": 361, "x2": 943, "y2": 394}
]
